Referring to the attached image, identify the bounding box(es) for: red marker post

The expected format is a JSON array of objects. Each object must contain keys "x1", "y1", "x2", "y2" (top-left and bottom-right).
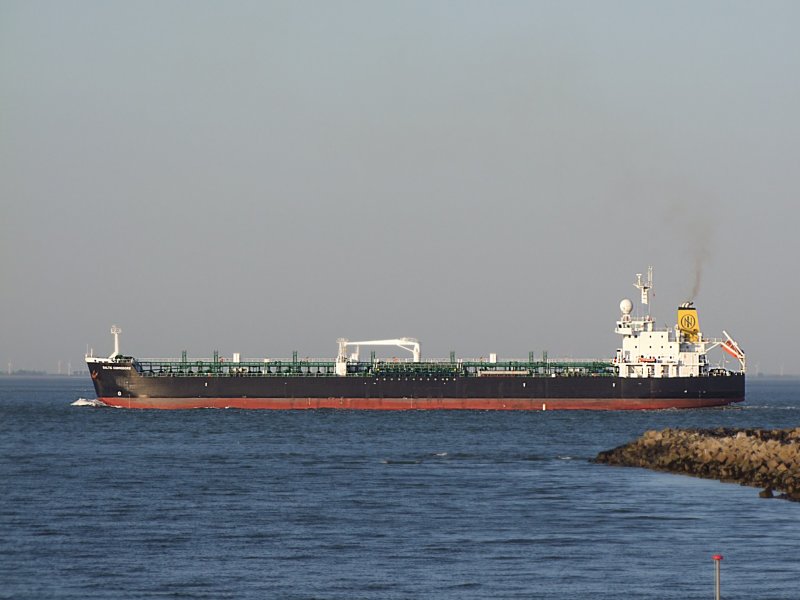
[{"x1": 712, "y1": 554, "x2": 723, "y2": 600}]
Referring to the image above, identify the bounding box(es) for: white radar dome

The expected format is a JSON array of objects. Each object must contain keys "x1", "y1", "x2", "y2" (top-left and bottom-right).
[{"x1": 619, "y1": 298, "x2": 633, "y2": 315}]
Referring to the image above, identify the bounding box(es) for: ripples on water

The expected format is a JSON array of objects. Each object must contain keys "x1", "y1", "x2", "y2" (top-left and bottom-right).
[{"x1": 1, "y1": 377, "x2": 799, "y2": 599}]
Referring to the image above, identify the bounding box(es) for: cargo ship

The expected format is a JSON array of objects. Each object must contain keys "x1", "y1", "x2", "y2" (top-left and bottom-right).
[{"x1": 86, "y1": 268, "x2": 745, "y2": 410}]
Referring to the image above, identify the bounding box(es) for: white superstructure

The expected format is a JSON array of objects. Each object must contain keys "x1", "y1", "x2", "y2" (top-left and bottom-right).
[{"x1": 614, "y1": 268, "x2": 745, "y2": 378}]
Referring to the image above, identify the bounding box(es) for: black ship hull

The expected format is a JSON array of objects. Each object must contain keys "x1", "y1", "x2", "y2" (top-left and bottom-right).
[{"x1": 88, "y1": 361, "x2": 745, "y2": 410}]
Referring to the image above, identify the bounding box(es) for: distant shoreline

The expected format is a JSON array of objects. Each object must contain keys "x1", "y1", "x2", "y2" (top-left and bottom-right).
[{"x1": 0, "y1": 373, "x2": 89, "y2": 378}]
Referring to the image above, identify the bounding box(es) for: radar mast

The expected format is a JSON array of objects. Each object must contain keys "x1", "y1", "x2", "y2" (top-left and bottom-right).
[{"x1": 633, "y1": 266, "x2": 653, "y2": 313}]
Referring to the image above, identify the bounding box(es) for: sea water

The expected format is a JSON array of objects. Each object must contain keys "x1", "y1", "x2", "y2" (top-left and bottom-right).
[{"x1": 1, "y1": 377, "x2": 798, "y2": 599}]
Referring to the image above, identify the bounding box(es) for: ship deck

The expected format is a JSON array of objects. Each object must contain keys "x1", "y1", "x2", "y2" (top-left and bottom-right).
[{"x1": 129, "y1": 356, "x2": 616, "y2": 379}]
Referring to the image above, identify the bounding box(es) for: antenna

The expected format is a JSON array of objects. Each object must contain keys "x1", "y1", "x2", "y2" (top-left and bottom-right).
[{"x1": 633, "y1": 266, "x2": 653, "y2": 308}]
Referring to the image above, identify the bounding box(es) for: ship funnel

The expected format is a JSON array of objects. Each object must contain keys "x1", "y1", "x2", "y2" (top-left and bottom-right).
[{"x1": 677, "y1": 303, "x2": 700, "y2": 342}]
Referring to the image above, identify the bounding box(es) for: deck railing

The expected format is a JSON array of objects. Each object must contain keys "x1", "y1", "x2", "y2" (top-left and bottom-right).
[{"x1": 131, "y1": 356, "x2": 615, "y2": 378}]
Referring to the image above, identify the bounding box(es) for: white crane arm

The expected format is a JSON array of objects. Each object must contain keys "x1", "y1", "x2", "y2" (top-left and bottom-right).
[{"x1": 336, "y1": 338, "x2": 421, "y2": 363}]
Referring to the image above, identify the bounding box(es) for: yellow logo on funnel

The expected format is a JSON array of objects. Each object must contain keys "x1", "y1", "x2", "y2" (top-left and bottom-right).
[{"x1": 677, "y1": 305, "x2": 700, "y2": 342}]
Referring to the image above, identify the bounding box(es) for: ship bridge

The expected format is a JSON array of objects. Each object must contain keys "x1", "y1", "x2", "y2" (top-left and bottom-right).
[{"x1": 614, "y1": 268, "x2": 745, "y2": 378}]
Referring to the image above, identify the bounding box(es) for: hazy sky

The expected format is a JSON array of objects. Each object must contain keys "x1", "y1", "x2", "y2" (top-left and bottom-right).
[{"x1": 2, "y1": 1, "x2": 799, "y2": 374}]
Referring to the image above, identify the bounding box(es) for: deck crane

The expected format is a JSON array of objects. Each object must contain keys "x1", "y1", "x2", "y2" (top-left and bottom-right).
[{"x1": 335, "y1": 338, "x2": 420, "y2": 376}]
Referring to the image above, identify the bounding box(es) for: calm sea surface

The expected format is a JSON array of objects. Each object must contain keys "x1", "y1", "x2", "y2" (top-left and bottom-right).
[{"x1": 1, "y1": 377, "x2": 799, "y2": 599}]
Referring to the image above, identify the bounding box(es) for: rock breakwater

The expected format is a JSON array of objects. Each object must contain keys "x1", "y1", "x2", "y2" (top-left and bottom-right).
[{"x1": 594, "y1": 427, "x2": 800, "y2": 501}]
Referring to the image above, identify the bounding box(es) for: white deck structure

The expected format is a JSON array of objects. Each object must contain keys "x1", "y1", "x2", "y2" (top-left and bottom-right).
[{"x1": 614, "y1": 268, "x2": 745, "y2": 378}]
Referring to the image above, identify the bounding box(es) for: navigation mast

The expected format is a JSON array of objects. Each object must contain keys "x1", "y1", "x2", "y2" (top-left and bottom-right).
[
  {"x1": 109, "y1": 325, "x2": 122, "y2": 359},
  {"x1": 634, "y1": 266, "x2": 653, "y2": 313}
]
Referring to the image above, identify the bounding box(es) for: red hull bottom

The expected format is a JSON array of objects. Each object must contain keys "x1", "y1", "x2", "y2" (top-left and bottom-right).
[{"x1": 98, "y1": 396, "x2": 744, "y2": 410}]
